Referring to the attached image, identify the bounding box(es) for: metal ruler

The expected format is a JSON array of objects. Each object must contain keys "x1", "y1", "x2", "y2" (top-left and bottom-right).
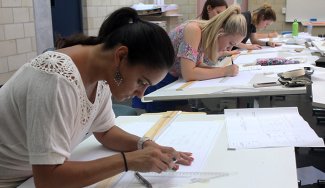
[{"x1": 139, "y1": 171, "x2": 232, "y2": 183}]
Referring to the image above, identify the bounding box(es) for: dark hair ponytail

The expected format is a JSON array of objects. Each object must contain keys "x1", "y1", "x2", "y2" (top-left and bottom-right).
[
  {"x1": 97, "y1": 7, "x2": 139, "y2": 40},
  {"x1": 200, "y1": 0, "x2": 228, "y2": 20},
  {"x1": 56, "y1": 7, "x2": 174, "y2": 70},
  {"x1": 55, "y1": 34, "x2": 100, "y2": 49}
]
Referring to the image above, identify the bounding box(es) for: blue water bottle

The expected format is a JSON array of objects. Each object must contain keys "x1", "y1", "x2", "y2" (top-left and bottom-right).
[{"x1": 307, "y1": 18, "x2": 317, "y2": 36}]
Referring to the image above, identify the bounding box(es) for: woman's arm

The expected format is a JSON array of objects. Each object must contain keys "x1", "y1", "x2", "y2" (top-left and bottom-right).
[
  {"x1": 94, "y1": 126, "x2": 193, "y2": 165},
  {"x1": 255, "y1": 31, "x2": 278, "y2": 39},
  {"x1": 250, "y1": 33, "x2": 267, "y2": 46},
  {"x1": 235, "y1": 42, "x2": 261, "y2": 50},
  {"x1": 94, "y1": 126, "x2": 138, "y2": 151},
  {"x1": 180, "y1": 58, "x2": 238, "y2": 81},
  {"x1": 251, "y1": 33, "x2": 281, "y2": 47},
  {"x1": 180, "y1": 23, "x2": 238, "y2": 81},
  {"x1": 33, "y1": 154, "x2": 127, "y2": 188},
  {"x1": 32, "y1": 129, "x2": 183, "y2": 188}
]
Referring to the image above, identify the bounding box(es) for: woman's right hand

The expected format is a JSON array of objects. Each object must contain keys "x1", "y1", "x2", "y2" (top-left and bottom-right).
[
  {"x1": 125, "y1": 147, "x2": 178, "y2": 173},
  {"x1": 224, "y1": 64, "x2": 239, "y2": 77},
  {"x1": 247, "y1": 44, "x2": 262, "y2": 50}
]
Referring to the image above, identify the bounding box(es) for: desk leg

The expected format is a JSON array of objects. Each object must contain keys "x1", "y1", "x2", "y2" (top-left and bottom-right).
[
  {"x1": 238, "y1": 97, "x2": 254, "y2": 108},
  {"x1": 253, "y1": 98, "x2": 260, "y2": 108}
]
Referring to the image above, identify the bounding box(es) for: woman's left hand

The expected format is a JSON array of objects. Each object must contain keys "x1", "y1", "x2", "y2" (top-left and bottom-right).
[{"x1": 143, "y1": 140, "x2": 194, "y2": 168}]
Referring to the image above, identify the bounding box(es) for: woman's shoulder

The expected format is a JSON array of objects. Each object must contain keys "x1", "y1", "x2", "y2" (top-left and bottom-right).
[
  {"x1": 30, "y1": 51, "x2": 75, "y2": 74},
  {"x1": 184, "y1": 22, "x2": 201, "y2": 33},
  {"x1": 183, "y1": 22, "x2": 202, "y2": 39},
  {"x1": 29, "y1": 51, "x2": 82, "y2": 85}
]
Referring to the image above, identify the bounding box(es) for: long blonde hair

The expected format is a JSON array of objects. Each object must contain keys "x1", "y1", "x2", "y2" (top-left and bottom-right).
[{"x1": 194, "y1": 5, "x2": 246, "y2": 62}]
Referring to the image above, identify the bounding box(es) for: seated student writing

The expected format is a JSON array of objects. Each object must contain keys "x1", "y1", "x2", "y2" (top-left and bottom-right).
[
  {"x1": 199, "y1": 0, "x2": 239, "y2": 57},
  {"x1": 0, "y1": 7, "x2": 193, "y2": 188},
  {"x1": 235, "y1": 3, "x2": 281, "y2": 50},
  {"x1": 200, "y1": 0, "x2": 278, "y2": 55},
  {"x1": 132, "y1": 5, "x2": 247, "y2": 112}
]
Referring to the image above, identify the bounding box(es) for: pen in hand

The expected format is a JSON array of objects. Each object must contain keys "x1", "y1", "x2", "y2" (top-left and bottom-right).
[{"x1": 135, "y1": 172, "x2": 152, "y2": 188}]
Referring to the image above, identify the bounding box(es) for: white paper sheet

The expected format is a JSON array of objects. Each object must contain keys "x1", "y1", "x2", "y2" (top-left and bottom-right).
[
  {"x1": 155, "y1": 121, "x2": 222, "y2": 171},
  {"x1": 234, "y1": 44, "x2": 311, "y2": 65},
  {"x1": 119, "y1": 122, "x2": 154, "y2": 137},
  {"x1": 168, "y1": 71, "x2": 255, "y2": 91},
  {"x1": 234, "y1": 52, "x2": 280, "y2": 64},
  {"x1": 225, "y1": 107, "x2": 325, "y2": 149},
  {"x1": 115, "y1": 120, "x2": 224, "y2": 187}
]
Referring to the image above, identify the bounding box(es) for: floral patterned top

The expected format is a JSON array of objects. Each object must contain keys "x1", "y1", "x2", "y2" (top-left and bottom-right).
[{"x1": 168, "y1": 22, "x2": 216, "y2": 77}]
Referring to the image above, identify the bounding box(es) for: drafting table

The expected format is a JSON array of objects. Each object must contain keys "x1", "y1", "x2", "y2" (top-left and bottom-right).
[
  {"x1": 143, "y1": 73, "x2": 306, "y2": 102},
  {"x1": 19, "y1": 113, "x2": 298, "y2": 188},
  {"x1": 312, "y1": 82, "x2": 325, "y2": 108},
  {"x1": 311, "y1": 71, "x2": 325, "y2": 108},
  {"x1": 143, "y1": 64, "x2": 313, "y2": 102},
  {"x1": 143, "y1": 46, "x2": 323, "y2": 103}
]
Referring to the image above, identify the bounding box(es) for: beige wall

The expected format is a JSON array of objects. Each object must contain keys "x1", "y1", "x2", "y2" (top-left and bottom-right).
[
  {"x1": 0, "y1": 0, "x2": 36, "y2": 75},
  {"x1": 0, "y1": 0, "x2": 196, "y2": 77},
  {"x1": 82, "y1": 0, "x2": 197, "y2": 35},
  {"x1": 248, "y1": 0, "x2": 325, "y2": 35},
  {"x1": 82, "y1": 0, "x2": 144, "y2": 36},
  {"x1": 165, "y1": 0, "x2": 197, "y2": 21}
]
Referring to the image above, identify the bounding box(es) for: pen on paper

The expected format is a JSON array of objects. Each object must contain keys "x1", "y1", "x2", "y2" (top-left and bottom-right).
[{"x1": 135, "y1": 172, "x2": 152, "y2": 188}]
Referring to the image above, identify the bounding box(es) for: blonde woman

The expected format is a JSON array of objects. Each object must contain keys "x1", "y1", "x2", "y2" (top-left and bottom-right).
[
  {"x1": 132, "y1": 5, "x2": 247, "y2": 112},
  {"x1": 236, "y1": 4, "x2": 280, "y2": 50}
]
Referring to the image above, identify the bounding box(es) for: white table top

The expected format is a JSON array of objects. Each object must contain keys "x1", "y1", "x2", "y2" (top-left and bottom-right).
[
  {"x1": 19, "y1": 113, "x2": 298, "y2": 188},
  {"x1": 111, "y1": 114, "x2": 299, "y2": 188},
  {"x1": 311, "y1": 70, "x2": 325, "y2": 108},
  {"x1": 143, "y1": 70, "x2": 307, "y2": 102},
  {"x1": 312, "y1": 81, "x2": 325, "y2": 108}
]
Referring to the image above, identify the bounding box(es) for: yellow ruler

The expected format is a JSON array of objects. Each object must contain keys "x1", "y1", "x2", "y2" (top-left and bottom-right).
[
  {"x1": 144, "y1": 111, "x2": 182, "y2": 139},
  {"x1": 176, "y1": 81, "x2": 195, "y2": 91}
]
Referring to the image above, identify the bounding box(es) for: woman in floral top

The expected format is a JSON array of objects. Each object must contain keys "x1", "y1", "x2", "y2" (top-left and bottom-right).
[{"x1": 133, "y1": 5, "x2": 247, "y2": 112}]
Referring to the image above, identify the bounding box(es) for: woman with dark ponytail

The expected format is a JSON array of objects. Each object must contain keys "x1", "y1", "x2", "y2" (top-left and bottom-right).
[
  {"x1": 0, "y1": 7, "x2": 193, "y2": 187},
  {"x1": 199, "y1": 0, "x2": 228, "y2": 20}
]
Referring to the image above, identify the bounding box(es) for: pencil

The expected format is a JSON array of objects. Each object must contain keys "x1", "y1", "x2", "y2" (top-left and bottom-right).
[{"x1": 134, "y1": 172, "x2": 152, "y2": 188}]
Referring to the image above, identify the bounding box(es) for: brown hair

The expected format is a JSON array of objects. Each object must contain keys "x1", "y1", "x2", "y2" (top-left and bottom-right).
[
  {"x1": 252, "y1": 3, "x2": 276, "y2": 25},
  {"x1": 54, "y1": 7, "x2": 174, "y2": 70},
  {"x1": 200, "y1": 0, "x2": 228, "y2": 20}
]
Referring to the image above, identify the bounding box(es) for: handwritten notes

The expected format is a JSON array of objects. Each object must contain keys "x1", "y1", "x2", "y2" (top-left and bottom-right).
[{"x1": 225, "y1": 107, "x2": 324, "y2": 149}]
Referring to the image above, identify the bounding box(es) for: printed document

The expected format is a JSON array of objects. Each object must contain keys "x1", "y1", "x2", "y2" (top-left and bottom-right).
[{"x1": 225, "y1": 107, "x2": 324, "y2": 149}]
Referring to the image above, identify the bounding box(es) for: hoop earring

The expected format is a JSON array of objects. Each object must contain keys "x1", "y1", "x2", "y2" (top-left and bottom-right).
[{"x1": 114, "y1": 70, "x2": 123, "y2": 86}]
